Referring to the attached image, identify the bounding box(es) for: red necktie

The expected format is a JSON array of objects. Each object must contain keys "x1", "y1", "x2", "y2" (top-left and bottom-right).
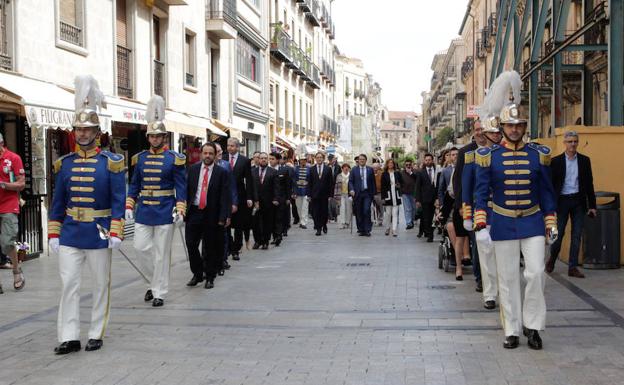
[
  {"x1": 199, "y1": 166, "x2": 210, "y2": 209},
  {"x1": 229, "y1": 155, "x2": 235, "y2": 169}
]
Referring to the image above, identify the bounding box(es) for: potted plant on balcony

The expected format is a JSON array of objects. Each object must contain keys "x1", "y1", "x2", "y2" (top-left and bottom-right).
[
  {"x1": 345, "y1": 89, "x2": 351, "y2": 97},
  {"x1": 271, "y1": 22, "x2": 284, "y2": 46}
]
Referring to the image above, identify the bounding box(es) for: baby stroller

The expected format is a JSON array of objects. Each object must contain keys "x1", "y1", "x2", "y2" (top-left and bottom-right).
[{"x1": 435, "y1": 210, "x2": 456, "y2": 273}]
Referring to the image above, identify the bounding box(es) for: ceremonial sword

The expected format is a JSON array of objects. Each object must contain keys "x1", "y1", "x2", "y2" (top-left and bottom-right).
[{"x1": 96, "y1": 223, "x2": 150, "y2": 283}]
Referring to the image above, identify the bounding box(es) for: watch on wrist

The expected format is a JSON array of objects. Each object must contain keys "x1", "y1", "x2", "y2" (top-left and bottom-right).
[{"x1": 0, "y1": 182, "x2": 6, "y2": 189}]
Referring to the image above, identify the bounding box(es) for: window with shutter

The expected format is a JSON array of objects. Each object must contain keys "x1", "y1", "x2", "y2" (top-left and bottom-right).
[{"x1": 116, "y1": 0, "x2": 127, "y2": 48}]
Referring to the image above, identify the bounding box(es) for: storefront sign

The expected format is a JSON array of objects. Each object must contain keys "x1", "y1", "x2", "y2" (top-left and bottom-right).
[
  {"x1": 467, "y1": 105, "x2": 479, "y2": 118},
  {"x1": 120, "y1": 108, "x2": 146, "y2": 124},
  {"x1": 25, "y1": 106, "x2": 111, "y2": 133}
]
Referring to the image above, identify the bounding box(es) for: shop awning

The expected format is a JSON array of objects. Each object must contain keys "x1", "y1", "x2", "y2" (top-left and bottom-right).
[
  {"x1": 211, "y1": 118, "x2": 234, "y2": 133},
  {"x1": 276, "y1": 134, "x2": 297, "y2": 150},
  {"x1": 186, "y1": 114, "x2": 227, "y2": 137},
  {"x1": 271, "y1": 142, "x2": 288, "y2": 151},
  {"x1": 0, "y1": 72, "x2": 111, "y2": 133},
  {"x1": 164, "y1": 111, "x2": 207, "y2": 138}
]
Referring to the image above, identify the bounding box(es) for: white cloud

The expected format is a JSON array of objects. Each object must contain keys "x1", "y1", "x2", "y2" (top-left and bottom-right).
[{"x1": 332, "y1": 0, "x2": 466, "y2": 112}]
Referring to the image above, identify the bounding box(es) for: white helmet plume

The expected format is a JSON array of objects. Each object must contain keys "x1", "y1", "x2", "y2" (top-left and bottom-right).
[
  {"x1": 146, "y1": 95, "x2": 166, "y2": 124},
  {"x1": 74, "y1": 75, "x2": 105, "y2": 112},
  {"x1": 477, "y1": 71, "x2": 522, "y2": 122}
]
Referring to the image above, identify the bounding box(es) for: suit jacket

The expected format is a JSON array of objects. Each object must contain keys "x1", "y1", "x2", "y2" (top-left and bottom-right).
[
  {"x1": 454, "y1": 141, "x2": 478, "y2": 209},
  {"x1": 252, "y1": 166, "x2": 279, "y2": 206},
  {"x1": 186, "y1": 162, "x2": 231, "y2": 225},
  {"x1": 415, "y1": 166, "x2": 437, "y2": 204},
  {"x1": 274, "y1": 165, "x2": 293, "y2": 203},
  {"x1": 307, "y1": 163, "x2": 333, "y2": 200},
  {"x1": 348, "y1": 165, "x2": 376, "y2": 197},
  {"x1": 223, "y1": 153, "x2": 255, "y2": 206},
  {"x1": 381, "y1": 171, "x2": 403, "y2": 206},
  {"x1": 551, "y1": 152, "x2": 597, "y2": 210}
]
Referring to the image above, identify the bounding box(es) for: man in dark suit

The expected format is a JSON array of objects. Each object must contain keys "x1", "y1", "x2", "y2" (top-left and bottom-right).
[
  {"x1": 327, "y1": 154, "x2": 341, "y2": 221},
  {"x1": 348, "y1": 154, "x2": 376, "y2": 236},
  {"x1": 224, "y1": 138, "x2": 254, "y2": 261},
  {"x1": 547, "y1": 131, "x2": 597, "y2": 278},
  {"x1": 185, "y1": 142, "x2": 231, "y2": 289},
  {"x1": 269, "y1": 152, "x2": 291, "y2": 246},
  {"x1": 307, "y1": 152, "x2": 334, "y2": 236},
  {"x1": 415, "y1": 153, "x2": 437, "y2": 242},
  {"x1": 251, "y1": 152, "x2": 279, "y2": 250}
]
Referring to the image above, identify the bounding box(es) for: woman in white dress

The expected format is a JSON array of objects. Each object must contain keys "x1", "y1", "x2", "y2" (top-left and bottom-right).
[
  {"x1": 334, "y1": 163, "x2": 352, "y2": 229},
  {"x1": 381, "y1": 159, "x2": 403, "y2": 237}
]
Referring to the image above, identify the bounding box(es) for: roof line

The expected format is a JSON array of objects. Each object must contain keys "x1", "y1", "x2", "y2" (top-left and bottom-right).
[{"x1": 459, "y1": 0, "x2": 474, "y2": 35}]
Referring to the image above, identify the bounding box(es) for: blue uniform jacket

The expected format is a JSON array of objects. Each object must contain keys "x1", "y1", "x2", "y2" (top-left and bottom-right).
[
  {"x1": 127, "y1": 148, "x2": 187, "y2": 226},
  {"x1": 474, "y1": 142, "x2": 557, "y2": 241},
  {"x1": 293, "y1": 165, "x2": 309, "y2": 196},
  {"x1": 461, "y1": 149, "x2": 493, "y2": 225},
  {"x1": 48, "y1": 148, "x2": 126, "y2": 249}
]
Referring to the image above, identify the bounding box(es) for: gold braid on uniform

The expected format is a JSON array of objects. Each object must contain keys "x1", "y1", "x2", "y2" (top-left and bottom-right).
[
  {"x1": 475, "y1": 151, "x2": 491, "y2": 167},
  {"x1": 464, "y1": 152, "x2": 474, "y2": 164}
]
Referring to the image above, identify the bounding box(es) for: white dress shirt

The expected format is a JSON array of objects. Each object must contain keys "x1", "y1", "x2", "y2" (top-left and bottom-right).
[{"x1": 193, "y1": 163, "x2": 214, "y2": 206}]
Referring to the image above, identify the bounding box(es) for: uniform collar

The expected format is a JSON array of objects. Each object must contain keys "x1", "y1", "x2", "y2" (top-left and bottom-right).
[
  {"x1": 76, "y1": 147, "x2": 100, "y2": 158},
  {"x1": 150, "y1": 146, "x2": 168, "y2": 154},
  {"x1": 501, "y1": 140, "x2": 525, "y2": 151}
]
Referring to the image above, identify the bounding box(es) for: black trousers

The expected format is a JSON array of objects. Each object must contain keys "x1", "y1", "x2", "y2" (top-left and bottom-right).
[
  {"x1": 421, "y1": 202, "x2": 435, "y2": 239},
  {"x1": 185, "y1": 212, "x2": 224, "y2": 281},
  {"x1": 273, "y1": 202, "x2": 290, "y2": 237},
  {"x1": 310, "y1": 198, "x2": 329, "y2": 230},
  {"x1": 252, "y1": 203, "x2": 275, "y2": 245},
  {"x1": 230, "y1": 207, "x2": 251, "y2": 254}
]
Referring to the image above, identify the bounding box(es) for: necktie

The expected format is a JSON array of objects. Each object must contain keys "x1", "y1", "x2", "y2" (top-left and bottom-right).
[
  {"x1": 260, "y1": 167, "x2": 265, "y2": 184},
  {"x1": 361, "y1": 167, "x2": 366, "y2": 190},
  {"x1": 199, "y1": 165, "x2": 210, "y2": 209},
  {"x1": 318, "y1": 165, "x2": 322, "y2": 179},
  {"x1": 229, "y1": 155, "x2": 235, "y2": 169},
  {"x1": 429, "y1": 168, "x2": 434, "y2": 186}
]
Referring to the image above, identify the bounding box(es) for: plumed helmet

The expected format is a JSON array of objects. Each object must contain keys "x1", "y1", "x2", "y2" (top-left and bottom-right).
[
  {"x1": 145, "y1": 95, "x2": 167, "y2": 136},
  {"x1": 477, "y1": 70, "x2": 526, "y2": 126},
  {"x1": 73, "y1": 75, "x2": 106, "y2": 129},
  {"x1": 499, "y1": 99, "x2": 527, "y2": 125},
  {"x1": 482, "y1": 115, "x2": 500, "y2": 133}
]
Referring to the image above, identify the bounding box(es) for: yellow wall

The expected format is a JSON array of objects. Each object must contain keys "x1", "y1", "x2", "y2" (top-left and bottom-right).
[{"x1": 541, "y1": 126, "x2": 624, "y2": 265}]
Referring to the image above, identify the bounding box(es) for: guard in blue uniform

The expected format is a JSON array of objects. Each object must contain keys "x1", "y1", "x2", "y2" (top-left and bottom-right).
[
  {"x1": 48, "y1": 75, "x2": 126, "y2": 355},
  {"x1": 461, "y1": 115, "x2": 501, "y2": 311},
  {"x1": 125, "y1": 95, "x2": 187, "y2": 307},
  {"x1": 473, "y1": 71, "x2": 557, "y2": 350},
  {"x1": 293, "y1": 157, "x2": 310, "y2": 229}
]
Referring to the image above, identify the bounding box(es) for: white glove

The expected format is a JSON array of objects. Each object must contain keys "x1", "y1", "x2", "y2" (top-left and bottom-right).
[
  {"x1": 475, "y1": 227, "x2": 492, "y2": 247},
  {"x1": 125, "y1": 209, "x2": 134, "y2": 221},
  {"x1": 48, "y1": 238, "x2": 60, "y2": 254},
  {"x1": 108, "y1": 236, "x2": 122, "y2": 249},
  {"x1": 173, "y1": 213, "x2": 184, "y2": 227},
  {"x1": 463, "y1": 219, "x2": 473, "y2": 232}
]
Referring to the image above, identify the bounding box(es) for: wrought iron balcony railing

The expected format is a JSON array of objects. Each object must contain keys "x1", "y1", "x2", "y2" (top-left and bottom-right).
[
  {"x1": 116, "y1": 45, "x2": 133, "y2": 98},
  {"x1": 270, "y1": 25, "x2": 293, "y2": 64},
  {"x1": 59, "y1": 21, "x2": 83, "y2": 46},
  {"x1": 206, "y1": 0, "x2": 237, "y2": 27},
  {"x1": 153, "y1": 59, "x2": 165, "y2": 97},
  {"x1": 211, "y1": 83, "x2": 218, "y2": 118}
]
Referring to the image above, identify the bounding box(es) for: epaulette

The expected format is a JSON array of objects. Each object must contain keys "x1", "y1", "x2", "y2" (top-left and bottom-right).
[
  {"x1": 527, "y1": 143, "x2": 552, "y2": 166},
  {"x1": 101, "y1": 151, "x2": 126, "y2": 173},
  {"x1": 131, "y1": 150, "x2": 146, "y2": 167},
  {"x1": 171, "y1": 151, "x2": 187, "y2": 166},
  {"x1": 53, "y1": 153, "x2": 74, "y2": 174},
  {"x1": 475, "y1": 147, "x2": 492, "y2": 167},
  {"x1": 464, "y1": 151, "x2": 475, "y2": 164}
]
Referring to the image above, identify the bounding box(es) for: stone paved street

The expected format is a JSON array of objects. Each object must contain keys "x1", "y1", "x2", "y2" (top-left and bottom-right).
[{"x1": 2, "y1": 223, "x2": 624, "y2": 385}]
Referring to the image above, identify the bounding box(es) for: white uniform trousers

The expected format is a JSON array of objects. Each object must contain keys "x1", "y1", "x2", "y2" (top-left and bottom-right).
[
  {"x1": 493, "y1": 236, "x2": 546, "y2": 336},
  {"x1": 57, "y1": 246, "x2": 112, "y2": 342},
  {"x1": 134, "y1": 223, "x2": 174, "y2": 299},
  {"x1": 339, "y1": 195, "x2": 352, "y2": 226},
  {"x1": 476, "y1": 227, "x2": 498, "y2": 302},
  {"x1": 296, "y1": 196, "x2": 309, "y2": 227},
  {"x1": 383, "y1": 205, "x2": 400, "y2": 233}
]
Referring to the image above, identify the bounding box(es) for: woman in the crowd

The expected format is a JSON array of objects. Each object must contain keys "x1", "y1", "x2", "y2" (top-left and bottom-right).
[
  {"x1": 381, "y1": 158, "x2": 403, "y2": 237},
  {"x1": 335, "y1": 163, "x2": 352, "y2": 229}
]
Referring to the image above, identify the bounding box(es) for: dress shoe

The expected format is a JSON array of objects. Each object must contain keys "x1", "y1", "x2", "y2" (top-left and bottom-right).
[
  {"x1": 364, "y1": 232, "x2": 371, "y2": 237},
  {"x1": 54, "y1": 340, "x2": 81, "y2": 355},
  {"x1": 323, "y1": 225, "x2": 327, "y2": 234},
  {"x1": 426, "y1": 237, "x2": 434, "y2": 243},
  {"x1": 144, "y1": 289, "x2": 153, "y2": 302},
  {"x1": 223, "y1": 261, "x2": 231, "y2": 270},
  {"x1": 204, "y1": 280, "x2": 214, "y2": 289},
  {"x1": 545, "y1": 257, "x2": 556, "y2": 273},
  {"x1": 503, "y1": 336, "x2": 519, "y2": 349},
  {"x1": 152, "y1": 298, "x2": 164, "y2": 307},
  {"x1": 274, "y1": 237, "x2": 282, "y2": 247},
  {"x1": 385, "y1": 229, "x2": 390, "y2": 236},
  {"x1": 417, "y1": 232, "x2": 423, "y2": 238},
  {"x1": 524, "y1": 328, "x2": 543, "y2": 350},
  {"x1": 475, "y1": 281, "x2": 483, "y2": 292},
  {"x1": 406, "y1": 224, "x2": 414, "y2": 230},
  {"x1": 261, "y1": 243, "x2": 269, "y2": 250},
  {"x1": 484, "y1": 300, "x2": 496, "y2": 310},
  {"x1": 85, "y1": 339, "x2": 103, "y2": 352},
  {"x1": 316, "y1": 230, "x2": 322, "y2": 236},
  {"x1": 299, "y1": 224, "x2": 307, "y2": 229},
  {"x1": 232, "y1": 253, "x2": 240, "y2": 261},
  {"x1": 252, "y1": 243, "x2": 260, "y2": 250},
  {"x1": 218, "y1": 269, "x2": 225, "y2": 276},
  {"x1": 186, "y1": 275, "x2": 203, "y2": 287},
  {"x1": 455, "y1": 275, "x2": 463, "y2": 281},
  {"x1": 568, "y1": 267, "x2": 585, "y2": 278}
]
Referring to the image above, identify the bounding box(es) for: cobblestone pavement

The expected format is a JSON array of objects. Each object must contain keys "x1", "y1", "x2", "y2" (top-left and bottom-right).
[{"x1": 2, "y1": 223, "x2": 624, "y2": 385}]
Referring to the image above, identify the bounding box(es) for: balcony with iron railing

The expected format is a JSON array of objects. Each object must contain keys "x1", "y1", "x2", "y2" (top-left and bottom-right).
[
  {"x1": 185, "y1": 72, "x2": 195, "y2": 87},
  {"x1": 297, "y1": 0, "x2": 310, "y2": 13},
  {"x1": 476, "y1": 39, "x2": 487, "y2": 59},
  {"x1": 270, "y1": 25, "x2": 293, "y2": 64},
  {"x1": 211, "y1": 83, "x2": 218, "y2": 118},
  {"x1": 488, "y1": 12, "x2": 497, "y2": 37},
  {"x1": 320, "y1": 4, "x2": 329, "y2": 28},
  {"x1": 116, "y1": 45, "x2": 133, "y2": 98},
  {"x1": 308, "y1": 63, "x2": 321, "y2": 89},
  {"x1": 303, "y1": 0, "x2": 321, "y2": 27},
  {"x1": 287, "y1": 45, "x2": 303, "y2": 72},
  {"x1": 153, "y1": 59, "x2": 165, "y2": 97},
  {"x1": 480, "y1": 28, "x2": 491, "y2": 52},
  {"x1": 0, "y1": 53, "x2": 10, "y2": 71},
  {"x1": 461, "y1": 56, "x2": 474, "y2": 80},
  {"x1": 205, "y1": 0, "x2": 237, "y2": 39},
  {"x1": 329, "y1": 22, "x2": 335, "y2": 40},
  {"x1": 59, "y1": 21, "x2": 83, "y2": 46}
]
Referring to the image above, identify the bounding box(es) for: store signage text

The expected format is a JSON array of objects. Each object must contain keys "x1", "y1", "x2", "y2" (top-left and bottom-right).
[{"x1": 27, "y1": 106, "x2": 74, "y2": 128}]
